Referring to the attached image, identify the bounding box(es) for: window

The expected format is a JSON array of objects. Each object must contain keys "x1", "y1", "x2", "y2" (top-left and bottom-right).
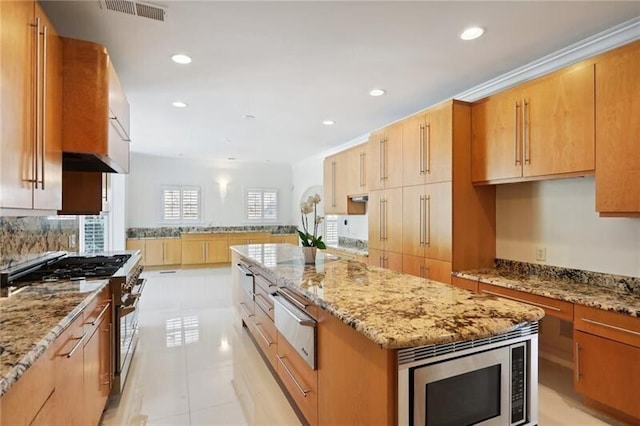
[
  {"x1": 162, "y1": 186, "x2": 201, "y2": 222},
  {"x1": 246, "y1": 189, "x2": 279, "y2": 222},
  {"x1": 80, "y1": 215, "x2": 107, "y2": 253},
  {"x1": 324, "y1": 214, "x2": 338, "y2": 246}
]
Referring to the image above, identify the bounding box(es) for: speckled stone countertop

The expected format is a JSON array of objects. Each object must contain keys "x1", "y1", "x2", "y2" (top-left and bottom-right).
[
  {"x1": 232, "y1": 244, "x2": 544, "y2": 349},
  {"x1": 327, "y1": 245, "x2": 369, "y2": 257},
  {"x1": 0, "y1": 279, "x2": 109, "y2": 396},
  {"x1": 127, "y1": 225, "x2": 298, "y2": 238},
  {"x1": 454, "y1": 259, "x2": 640, "y2": 318}
]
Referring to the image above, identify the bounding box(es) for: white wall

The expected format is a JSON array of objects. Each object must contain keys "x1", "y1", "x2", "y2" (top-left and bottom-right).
[
  {"x1": 337, "y1": 214, "x2": 369, "y2": 241},
  {"x1": 127, "y1": 153, "x2": 294, "y2": 228},
  {"x1": 110, "y1": 173, "x2": 127, "y2": 250},
  {"x1": 291, "y1": 155, "x2": 324, "y2": 231},
  {"x1": 496, "y1": 176, "x2": 640, "y2": 277}
]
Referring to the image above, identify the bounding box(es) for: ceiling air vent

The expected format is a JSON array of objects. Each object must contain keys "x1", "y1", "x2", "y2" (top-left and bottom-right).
[{"x1": 99, "y1": 0, "x2": 167, "y2": 22}]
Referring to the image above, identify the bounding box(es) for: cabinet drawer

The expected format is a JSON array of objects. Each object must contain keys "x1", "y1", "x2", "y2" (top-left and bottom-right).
[
  {"x1": 478, "y1": 283, "x2": 573, "y2": 322},
  {"x1": 276, "y1": 331, "x2": 318, "y2": 426},
  {"x1": 253, "y1": 307, "x2": 278, "y2": 369},
  {"x1": 255, "y1": 274, "x2": 277, "y2": 295},
  {"x1": 238, "y1": 289, "x2": 254, "y2": 324},
  {"x1": 83, "y1": 287, "x2": 111, "y2": 336},
  {"x1": 254, "y1": 286, "x2": 274, "y2": 321},
  {"x1": 574, "y1": 304, "x2": 640, "y2": 348},
  {"x1": 451, "y1": 276, "x2": 479, "y2": 292}
]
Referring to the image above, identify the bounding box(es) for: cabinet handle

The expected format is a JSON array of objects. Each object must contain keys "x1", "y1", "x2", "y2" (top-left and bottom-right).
[
  {"x1": 331, "y1": 161, "x2": 336, "y2": 207},
  {"x1": 514, "y1": 101, "x2": 521, "y2": 166},
  {"x1": 580, "y1": 318, "x2": 640, "y2": 337},
  {"x1": 62, "y1": 333, "x2": 86, "y2": 358},
  {"x1": 88, "y1": 301, "x2": 111, "y2": 326},
  {"x1": 360, "y1": 152, "x2": 366, "y2": 187},
  {"x1": 31, "y1": 17, "x2": 42, "y2": 189},
  {"x1": 424, "y1": 195, "x2": 430, "y2": 247},
  {"x1": 419, "y1": 195, "x2": 424, "y2": 246},
  {"x1": 575, "y1": 342, "x2": 581, "y2": 381},
  {"x1": 239, "y1": 302, "x2": 254, "y2": 318},
  {"x1": 419, "y1": 124, "x2": 425, "y2": 174},
  {"x1": 523, "y1": 99, "x2": 530, "y2": 165},
  {"x1": 255, "y1": 293, "x2": 273, "y2": 313},
  {"x1": 425, "y1": 123, "x2": 431, "y2": 174},
  {"x1": 279, "y1": 287, "x2": 310, "y2": 311},
  {"x1": 383, "y1": 199, "x2": 388, "y2": 241},
  {"x1": 39, "y1": 25, "x2": 48, "y2": 189},
  {"x1": 383, "y1": 138, "x2": 388, "y2": 181},
  {"x1": 480, "y1": 289, "x2": 561, "y2": 312},
  {"x1": 379, "y1": 139, "x2": 384, "y2": 182},
  {"x1": 277, "y1": 355, "x2": 310, "y2": 397},
  {"x1": 253, "y1": 322, "x2": 274, "y2": 347},
  {"x1": 379, "y1": 199, "x2": 384, "y2": 241}
]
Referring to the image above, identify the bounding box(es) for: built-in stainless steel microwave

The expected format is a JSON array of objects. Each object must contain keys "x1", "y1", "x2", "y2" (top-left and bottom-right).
[{"x1": 398, "y1": 323, "x2": 539, "y2": 426}]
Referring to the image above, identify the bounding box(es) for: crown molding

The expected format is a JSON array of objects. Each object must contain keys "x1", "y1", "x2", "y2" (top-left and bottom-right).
[{"x1": 456, "y1": 16, "x2": 640, "y2": 102}]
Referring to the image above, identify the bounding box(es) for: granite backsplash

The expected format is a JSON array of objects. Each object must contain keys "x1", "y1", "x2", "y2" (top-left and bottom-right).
[
  {"x1": 0, "y1": 216, "x2": 79, "y2": 269},
  {"x1": 127, "y1": 225, "x2": 299, "y2": 238},
  {"x1": 337, "y1": 236, "x2": 368, "y2": 250}
]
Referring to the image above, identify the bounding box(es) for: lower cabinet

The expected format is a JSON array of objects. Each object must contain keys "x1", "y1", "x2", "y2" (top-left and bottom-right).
[
  {"x1": 83, "y1": 300, "x2": 112, "y2": 426},
  {"x1": 402, "y1": 254, "x2": 452, "y2": 284},
  {"x1": 368, "y1": 248, "x2": 403, "y2": 273},
  {"x1": 574, "y1": 305, "x2": 640, "y2": 422},
  {"x1": 54, "y1": 312, "x2": 86, "y2": 425},
  {"x1": 451, "y1": 276, "x2": 479, "y2": 292},
  {"x1": 127, "y1": 238, "x2": 181, "y2": 266}
]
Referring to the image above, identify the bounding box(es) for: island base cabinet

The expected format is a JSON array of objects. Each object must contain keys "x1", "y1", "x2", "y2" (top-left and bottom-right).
[
  {"x1": 574, "y1": 331, "x2": 640, "y2": 421},
  {"x1": 368, "y1": 248, "x2": 403, "y2": 273},
  {"x1": 54, "y1": 314, "x2": 85, "y2": 425},
  {"x1": 253, "y1": 306, "x2": 278, "y2": 370},
  {"x1": 83, "y1": 304, "x2": 112, "y2": 426},
  {"x1": 276, "y1": 332, "x2": 318, "y2": 426}
]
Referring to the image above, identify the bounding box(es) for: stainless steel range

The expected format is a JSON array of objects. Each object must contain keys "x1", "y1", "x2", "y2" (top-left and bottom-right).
[{"x1": 1, "y1": 250, "x2": 144, "y2": 396}]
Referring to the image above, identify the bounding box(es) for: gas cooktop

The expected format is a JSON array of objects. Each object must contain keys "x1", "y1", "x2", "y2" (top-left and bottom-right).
[{"x1": 11, "y1": 254, "x2": 132, "y2": 284}]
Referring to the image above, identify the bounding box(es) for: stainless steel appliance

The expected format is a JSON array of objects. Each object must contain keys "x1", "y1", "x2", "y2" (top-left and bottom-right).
[
  {"x1": 1, "y1": 251, "x2": 144, "y2": 396},
  {"x1": 271, "y1": 292, "x2": 317, "y2": 370},
  {"x1": 398, "y1": 322, "x2": 538, "y2": 426}
]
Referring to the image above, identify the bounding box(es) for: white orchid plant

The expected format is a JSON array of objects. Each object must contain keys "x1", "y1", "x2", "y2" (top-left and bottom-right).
[{"x1": 298, "y1": 193, "x2": 326, "y2": 249}]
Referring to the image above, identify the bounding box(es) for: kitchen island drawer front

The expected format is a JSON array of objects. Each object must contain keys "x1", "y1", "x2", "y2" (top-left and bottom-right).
[
  {"x1": 83, "y1": 287, "x2": 111, "y2": 338},
  {"x1": 478, "y1": 283, "x2": 574, "y2": 322},
  {"x1": 451, "y1": 276, "x2": 479, "y2": 292},
  {"x1": 276, "y1": 331, "x2": 319, "y2": 426},
  {"x1": 254, "y1": 286, "x2": 274, "y2": 321},
  {"x1": 255, "y1": 274, "x2": 277, "y2": 295},
  {"x1": 278, "y1": 286, "x2": 319, "y2": 319},
  {"x1": 574, "y1": 305, "x2": 640, "y2": 348},
  {"x1": 253, "y1": 306, "x2": 278, "y2": 369}
]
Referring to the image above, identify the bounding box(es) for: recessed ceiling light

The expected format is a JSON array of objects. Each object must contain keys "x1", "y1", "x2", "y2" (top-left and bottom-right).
[
  {"x1": 322, "y1": 120, "x2": 335, "y2": 126},
  {"x1": 243, "y1": 114, "x2": 255, "y2": 120},
  {"x1": 460, "y1": 26, "x2": 485, "y2": 41},
  {"x1": 369, "y1": 89, "x2": 386, "y2": 97},
  {"x1": 171, "y1": 54, "x2": 192, "y2": 64},
  {"x1": 172, "y1": 101, "x2": 187, "y2": 108},
  {"x1": 227, "y1": 157, "x2": 236, "y2": 160}
]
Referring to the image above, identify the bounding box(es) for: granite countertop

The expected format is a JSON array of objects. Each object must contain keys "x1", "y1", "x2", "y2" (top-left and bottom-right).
[
  {"x1": 454, "y1": 261, "x2": 640, "y2": 318},
  {"x1": 232, "y1": 244, "x2": 544, "y2": 349},
  {"x1": 0, "y1": 279, "x2": 110, "y2": 396},
  {"x1": 127, "y1": 225, "x2": 298, "y2": 239},
  {"x1": 327, "y1": 245, "x2": 369, "y2": 257}
]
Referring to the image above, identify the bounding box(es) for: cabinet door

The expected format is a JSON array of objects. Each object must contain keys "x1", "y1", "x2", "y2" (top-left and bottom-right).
[
  {"x1": 424, "y1": 181, "x2": 452, "y2": 262},
  {"x1": 367, "y1": 248, "x2": 385, "y2": 268},
  {"x1": 323, "y1": 152, "x2": 348, "y2": 214},
  {"x1": 384, "y1": 123, "x2": 403, "y2": 188},
  {"x1": 424, "y1": 258, "x2": 452, "y2": 285},
  {"x1": 206, "y1": 240, "x2": 229, "y2": 263},
  {"x1": 83, "y1": 309, "x2": 111, "y2": 426},
  {"x1": 402, "y1": 113, "x2": 426, "y2": 187},
  {"x1": 574, "y1": 331, "x2": 640, "y2": 420},
  {"x1": 595, "y1": 41, "x2": 640, "y2": 215},
  {"x1": 471, "y1": 89, "x2": 523, "y2": 183},
  {"x1": 402, "y1": 253, "x2": 424, "y2": 277},
  {"x1": 423, "y1": 102, "x2": 452, "y2": 184},
  {"x1": 347, "y1": 144, "x2": 367, "y2": 195},
  {"x1": 524, "y1": 61, "x2": 595, "y2": 178},
  {"x1": 382, "y1": 187, "x2": 403, "y2": 254},
  {"x1": 367, "y1": 130, "x2": 385, "y2": 191},
  {"x1": 33, "y1": 4, "x2": 62, "y2": 211},
  {"x1": 54, "y1": 316, "x2": 85, "y2": 425},
  {"x1": 181, "y1": 240, "x2": 205, "y2": 265},
  {"x1": 144, "y1": 239, "x2": 164, "y2": 266},
  {"x1": 163, "y1": 239, "x2": 182, "y2": 265},
  {"x1": 126, "y1": 239, "x2": 146, "y2": 265},
  {"x1": 402, "y1": 184, "x2": 426, "y2": 257},
  {"x1": 0, "y1": 0, "x2": 36, "y2": 209},
  {"x1": 368, "y1": 190, "x2": 383, "y2": 251}
]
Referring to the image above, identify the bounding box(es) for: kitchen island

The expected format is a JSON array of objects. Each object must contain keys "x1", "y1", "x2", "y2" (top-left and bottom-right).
[{"x1": 231, "y1": 243, "x2": 545, "y2": 426}]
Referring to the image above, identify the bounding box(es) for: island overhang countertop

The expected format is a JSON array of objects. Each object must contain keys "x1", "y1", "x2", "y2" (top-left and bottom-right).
[{"x1": 231, "y1": 244, "x2": 545, "y2": 349}]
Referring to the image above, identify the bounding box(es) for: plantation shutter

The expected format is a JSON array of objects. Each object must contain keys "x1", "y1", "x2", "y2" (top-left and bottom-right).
[
  {"x1": 247, "y1": 191, "x2": 263, "y2": 221},
  {"x1": 325, "y1": 214, "x2": 338, "y2": 246},
  {"x1": 181, "y1": 189, "x2": 200, "y2": 221},
  {"x1": 162, "y1": 189, "x2": 181, "y2": 221},
  {"x1": 263, "y1": 191, "x2": 278, "y2": 221},
  {"x1": 162, "y1": 186, "x2": 201, "y2": 222},
  {"x1": 246, "y1": 189, "x2": 279, "y2": 222}
]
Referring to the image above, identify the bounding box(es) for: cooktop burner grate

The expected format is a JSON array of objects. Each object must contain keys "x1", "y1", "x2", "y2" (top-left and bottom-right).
[{"x1": 11, "y1": 254, "x2": 131, "y2": 283}]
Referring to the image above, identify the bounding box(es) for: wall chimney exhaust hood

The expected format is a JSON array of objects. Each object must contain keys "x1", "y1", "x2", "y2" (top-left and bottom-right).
[{"x1": 61, "y1": 38, "x2": 130, "y2": 174}]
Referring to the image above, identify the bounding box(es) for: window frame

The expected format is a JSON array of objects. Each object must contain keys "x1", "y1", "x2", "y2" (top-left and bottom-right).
[
  {"x1": 161, "y1": 185, "x2": 202, "y2": 224},
  {"x1": 245, "y1": 188, "x2": 280, "y2": 224}
]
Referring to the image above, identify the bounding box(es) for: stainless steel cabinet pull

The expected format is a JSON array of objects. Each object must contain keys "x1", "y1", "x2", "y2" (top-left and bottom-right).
[
  {"x1": 580, "y1": 318, "x2": 640, "y2": 337},
  {"x1": 62, "y1": 334, "x2": 86, "y2": 358},
  {"x1": 514, "y1": 101, "x2": 521, "y2": 166},
  {"x1": 425, "y1": 123, "x2": 431, "y2": 174},
  {"x1": 31, "y1": 17, "x2": 42, "y2": 189},
  {"x1": 419, "y1": 195, "x2": 424, "y2": 246},
  {"x1": 575, "y1": 342, "x2": 581, "y2": 381},
  {"x1": 424, "y1": 195, "x2": 430, "y2": 247},
  {"x1": 419, "y1": 124, "x2": 425, "y2": 174},
  {"x1": 89, "y1": 301, "x2": 111, "y2": 326},
  {"x1": 277, "y1": 355, "x2": 310, "y2": 397},
  {"x1": 480, "y1": 289, "x2": 561, "y2": 312},
  {"x1": 40, "y1": 25, "x2": 48, "y2": 189},
  {"x1": 255, "y1": 293, "x2": 273, "y2": 313},
  {"x1": 379, "y1": 139, "x2": 384, "y2": 182},
  {"x1": 270, "y1": 295, "x2": 316, "y2": 327},
  {"x1": 379, "y1": 199, "x2": 384, "y2": 241},
  {"x1": 279, "y1": 288, "x2": 309, "y2": 311},
  {"x1": 331, "y1": 161, "x2": 336, "y2": 207},
  {"x1": 254, "y1": 323, "x2": 274, "y2": 347},
  {"x1": 523, "y1": 99, "x2": 530, "y2": 165},
  {"x1": 360, "y1": 152, "x2": 366, "y2": 187},
  {"x1": 383, "y1": 138, "x2": 388, "y2": 181},
  {"x1": 239, "y1": 302, "x2": 254, "y2": 318}
]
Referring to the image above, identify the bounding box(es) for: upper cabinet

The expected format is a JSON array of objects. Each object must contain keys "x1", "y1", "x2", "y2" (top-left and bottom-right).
[
  {"x1": 0, "y1": 1, "x2": 62, "y2": 213},
  {"x1": 346, "y1": 143, "x2": 367, "y2": 196},
  {"x1": 367, "y1": 122, "x2": 403, "y2": 190},
  {"x1": 402, "y1": 103, "x2": 453, "y2": 186},
  {"x1": 61, "y1": 37, "x2": 130, "y2": 174},
  {"x1": 471, "y1": 61, "x2": 595, "y2": 184},
  {"x1": 594, "y1": 41, "x2": 640, "y2": 216},
  {"x1": 323, "y1": 151, "x2": 348, "y2": 215}
]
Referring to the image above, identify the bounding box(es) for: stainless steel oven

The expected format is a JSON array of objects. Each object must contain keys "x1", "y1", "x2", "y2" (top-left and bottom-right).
[{"x1": 398, "y1": 322, "x2": 539, "y2": 426}]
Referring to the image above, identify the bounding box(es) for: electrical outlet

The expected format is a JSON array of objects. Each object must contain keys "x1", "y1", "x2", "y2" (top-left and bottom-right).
[{"x1": 535, "y1": 247, "x2": 546, "y2": 262}]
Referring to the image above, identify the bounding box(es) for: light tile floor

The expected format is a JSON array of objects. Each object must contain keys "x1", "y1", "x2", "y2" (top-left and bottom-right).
[{"x1": 102, "y1": 267, "x2": 622, "y2": 426}]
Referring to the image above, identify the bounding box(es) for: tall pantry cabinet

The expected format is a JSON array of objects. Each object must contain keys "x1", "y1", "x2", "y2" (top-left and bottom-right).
[{"x1": 0, "y1": 1, "x2": 62, "y2": 212}]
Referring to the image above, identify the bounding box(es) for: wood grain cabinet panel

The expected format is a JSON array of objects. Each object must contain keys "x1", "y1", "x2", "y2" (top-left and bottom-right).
[
  {"x1": 163, "y1": 239, "x2": 182, "y2": 265},
  {"x1": 323, "y1": 151, "x2": 348, "y2": 214},
  {"x1": 83, "y1": 302, "x2": 112, "y2": 426},
  {"x1": 368, "y1": 122, "x2": 403, "y2": 190},
  {"x1": 126, "y1": 238, "x2": 146, "y2": 265},
  {"x1": 181, "y1": 239, "x2": 206, "y2": 265},
  {"x1": 595, "y1": 40, "x2": 640, "y2": 216},
  {"x1": 144, "y1": 239, "x2": 164, "y2": 266},
  {"x1": 206, "y1": 239, "x2": 229, "y2": 263},
  {"x1": 0, "y1": 1, "x2": 62, "y2": 212},
  {"x1": 346, "y1": 143, "x2": 368, "y2": 195},
  {"x1": 53, "y1": 314, "x2": 86, "y2": 425},
  {"x1": 451, "y1": 276, "x2": 479, "y2": 292},
  {"x1": 402, "y1": 254, "x2": 451, "y2": 284}
]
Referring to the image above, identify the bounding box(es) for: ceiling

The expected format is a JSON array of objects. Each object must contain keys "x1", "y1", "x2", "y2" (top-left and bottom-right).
[{"x1": 41, "y1": 1, "x2": 640, "y2": 165}]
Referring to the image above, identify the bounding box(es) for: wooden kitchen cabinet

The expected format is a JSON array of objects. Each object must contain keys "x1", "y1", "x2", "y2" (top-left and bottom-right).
[
  {"x1": 368, "y1": 248, "x2": 403, "y2": 273},
  {"x1": 402, "y1": 254, "x2": 452, "y2": 284},
  {"x1": 144, "y1": 239, "x2": 165, "y2": 265},
  {"x1": 471, "y1": 61, "x2": 595, "y2": 183},
  {"x1": 572, "y1": 307, "x2": 640, "y2": 426},
  {"x1": 126, "y1": 238, "x2": 146, "y2": 263},
  {"x1": 83, "y1": 300, "x2": 112, "y2": 426},
  {"x1": 163, "y1": 238, "x2": 182, "y2": 264},
  {"x1": 206, "y1": 238, "x2": 229, "y2": 263},
  {"x1": 53, "y1": 313, "x2": 85, "y2": 425},
  {"x1": 402, "y1": 102, "x2": 453, "y2": 187},
  {"x1": 367, "y1": 122, "x2": 403, "y2": 190},
  {"x1": 346, "y1": 143, "x2": 368, "y2": 195},
  {"x1": 595, "y1": 41, "x2": 640, "y2": 216},
  {"x1": 368, "y1": 188, "x2": 403, "y2": 255},
  {"x1": 0, "y1": 1, "x2": 62, "y2": 212},
  {"x1": 126, "y1": 238, "x2": 181, "y2": 266},
  {"x1": 323, "y1": 151, "x2": 348, "y2": 214},
  {"x1": 451, "y1": 276, "x2": 479, "y2": 292},
  {"x1": 181, "y1": 238, "x2": 206, "y2": 265},
  {"x1": 402, "y1": 182, "x2": 452, "y2": 262},
  {"x1": 270, "y1": 234, "x2": 298, "y2": 245}
]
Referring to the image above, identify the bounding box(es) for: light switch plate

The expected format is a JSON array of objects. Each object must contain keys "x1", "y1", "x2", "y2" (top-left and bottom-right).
[{"x1": 535, "y1": 247, "x2": 546, "y2": 262}]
